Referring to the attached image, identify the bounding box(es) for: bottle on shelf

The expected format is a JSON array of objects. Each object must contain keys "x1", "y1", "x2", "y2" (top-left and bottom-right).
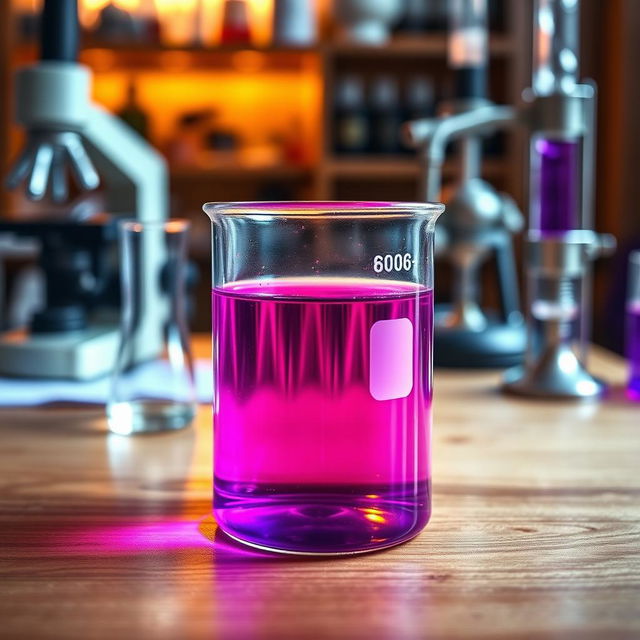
[
  {"x1": 279, "y1": 117, "x2": 309, "y2": 166},
  {"x1": 333, "y1": 0, "x2": 404, "y2": 45},
  {"x1": 136, "y1": 0, "x2": 162, "y2": 44},
  {"x1": 402, "y1": 76, "x2": 436, "y2": 152},
  {"x1": 94, "y1": 1, "x2": 138, "y2": 43},
  {"x1": 165, "y1": 110, "x2": 214, "y2": 167},
  {"x1": 333, "y1": 75, "x2": 370, "y2": 155},
  {"x1": 369, "y1": 75, "x2": 403, "y2": 154},
  {"x1": 488, "y1": 0, "x2": 505, "y2": 32},
  {"x1": 15, "y1": 0, "x2": 40, "y2": 43},
  {"x1": 221, "y1": 0, "x2": 253, "y2": 46},
  {"x1": 117, "y1": 80, "x2": 149, "y2": 140},
  {"x1": 404, "y1": 76, "x2": 436, "y2": 120},
  {"x1": 272, "y1": 0, "x2": 317, "y2": 47},
  {"x1": 397, "y1": 0, "x2": 430, "y2": 34},
  {"x1": 424, "y1": 0, "x2": 449, "y2": 32}
]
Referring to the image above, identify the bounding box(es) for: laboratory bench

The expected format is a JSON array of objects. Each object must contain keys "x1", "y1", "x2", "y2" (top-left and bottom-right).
[{"x1": 0, "y1": 336, "x2": 638, "y2": 639}]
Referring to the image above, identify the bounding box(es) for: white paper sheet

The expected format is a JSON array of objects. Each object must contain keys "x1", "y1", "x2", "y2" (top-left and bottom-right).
[{"x1": 0, "y1": 359, "x2": 213, "y2": 407}]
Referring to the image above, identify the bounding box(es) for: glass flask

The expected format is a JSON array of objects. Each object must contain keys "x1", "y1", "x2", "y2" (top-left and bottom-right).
[
  {"x1": 107, "y1": 219, "x2": 196, "y2": 436},
  {"x1": 205, "y1": 201, "x2": 444, "y2": 555}
]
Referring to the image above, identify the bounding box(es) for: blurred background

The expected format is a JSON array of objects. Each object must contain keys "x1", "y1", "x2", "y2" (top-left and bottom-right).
[{"x1": 0, "y1": 0, "x2": 638, "y2": 348}]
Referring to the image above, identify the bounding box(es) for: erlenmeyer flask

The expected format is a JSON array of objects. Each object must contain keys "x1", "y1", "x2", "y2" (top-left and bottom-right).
[{"x1": 107, "y1": 219, "x2": 196, "y2": 435}]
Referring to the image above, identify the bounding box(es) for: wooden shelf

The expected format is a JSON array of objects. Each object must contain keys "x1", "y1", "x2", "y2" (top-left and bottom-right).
[
  {"x1": 13, "y1": 34, "x2": 514, "y2": 71},
  {"x1": 12, "y1": 43, "x2": 317, "y2": 72},
  {"x1": 170, "y1": 164, "x2": 312, "y2": 181},
  {"x1": 81, "y1": 46, "x2": 314, "y2": 72},
  {"x1": 326, "y1": 156, "x2": 420, "y2": 178},
  {"x1": 81, "y1": 40, "x2": 317, "y2": 54},
  {"x1": 325, "y1": 156, "x2": 507, "y2": 181},
  {"x1": 327, "y1": 34, "x2": 514, "y2": 58},
  {"x1": 168, "y1": 157, "x2": 508, "y2": 184}
]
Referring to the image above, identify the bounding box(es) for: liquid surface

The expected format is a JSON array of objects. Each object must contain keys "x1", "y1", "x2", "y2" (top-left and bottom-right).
[
  {"x1": 212, "y1": 278, "x2": 433, "y2": 554},
  {"x1": 626, "y1": 303, "x2": 640, "y2": 400}
]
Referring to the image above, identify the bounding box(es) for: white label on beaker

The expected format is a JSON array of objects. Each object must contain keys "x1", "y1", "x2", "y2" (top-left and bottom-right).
[{"x1": 369, "y1": 318, "x2": 414, "y2": 401}]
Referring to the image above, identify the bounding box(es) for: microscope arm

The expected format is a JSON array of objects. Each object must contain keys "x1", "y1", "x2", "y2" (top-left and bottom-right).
[
  {"x1": 81, "y1": 105, "x2": 169, "y2": 363},
  {"x1": 82, "y1": 105, "x2": 168, "y2": 221},
  {"x1": 404, "y1": 105, "x2": 517, "y2": 201}
]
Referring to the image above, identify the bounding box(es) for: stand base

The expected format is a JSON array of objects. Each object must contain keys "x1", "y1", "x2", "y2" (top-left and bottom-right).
[
  {"x1": 502, "y1": 344, "x2": 607, "y2": 399},
  {"x1": 0, "y1": 325, "x2": 119, "y2": 380},
  {"x1": 434, "y1": 310, "x2": 526, "y2": 369}
]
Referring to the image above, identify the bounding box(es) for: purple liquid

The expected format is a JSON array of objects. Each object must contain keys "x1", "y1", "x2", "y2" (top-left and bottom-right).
[
  {"x1": 534, "y1": 138, "x2": 581, "y2": 232},
  {"x1": 212, "y1": 278, "x2": 433, "y2": 554},
  {"x1": 626, "y1": 302, "x2": 640, "y2": 400}
]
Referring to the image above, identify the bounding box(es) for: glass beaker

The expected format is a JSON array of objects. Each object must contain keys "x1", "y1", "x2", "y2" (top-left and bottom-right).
[
  {"x1": 205, "y1": 201, "x2": 444, "y2": 555},
  {"x1": 626, "y1": 251, "x2": 640, "y2": 400},
  {"x1": 107, "y1": 219, "x2": 197, "y2": 436}
]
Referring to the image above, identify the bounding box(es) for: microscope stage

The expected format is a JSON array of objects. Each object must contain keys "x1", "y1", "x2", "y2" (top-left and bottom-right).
[{"x1": 0, "y1": 326, "x2": 120, "y2": 380}]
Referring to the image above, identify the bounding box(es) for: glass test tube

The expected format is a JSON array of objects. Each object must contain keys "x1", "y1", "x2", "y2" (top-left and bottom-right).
[
  {"x1": 530, "y1": 0, "x2": 584, "y2": 233},
  {"x1": 530, "y1": 0, "x2": 587, "y2": 358}
]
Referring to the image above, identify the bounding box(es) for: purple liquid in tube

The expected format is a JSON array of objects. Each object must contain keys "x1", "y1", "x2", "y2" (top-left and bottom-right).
[
  {"x1": 535, "y1": 138, "x2": 581, "y2": 232},
  {"x1": 212, "y1": 278, "x2": 433, "y2": 554},
  {"x1": 626, "y1": 302, "x2": 640, "y2": 400}
]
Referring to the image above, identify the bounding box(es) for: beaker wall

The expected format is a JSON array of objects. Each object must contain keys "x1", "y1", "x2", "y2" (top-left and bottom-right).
[{"x1": 205, "y1": 201, "x2": 443, "y2": 555}]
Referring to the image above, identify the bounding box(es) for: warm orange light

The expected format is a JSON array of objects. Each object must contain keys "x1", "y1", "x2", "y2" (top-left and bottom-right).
[
  {"x1": 91, "y1": 67, "x2": 322, "y2": 160},
  {"x1": 153, "y1": 0, "x2": 193, "y2": 8},
  {"x1": 82, "y1": 48, "x2": 117, "y2": 72},
  {"x1": 161, "y1": 51, "x2": 193, "y2": 72},
  {"x1": 191, "y1": 0, "x2": 223, "y2": 46},
  {"x1": 232, "y1": 50, "x2": 266, "y2": 73},
  {"x1": 246, "y1": 0, "x2": 273, "y2": 45},
  {"x1": 361, "y1": 507, "x2": 387, "y2": 524},
  {"x1": 154, "y1": 0, "x2": 199, "y2": 46},
  {"x1": 13, "y1": 0, "x2": 39, "y2": 11},
  {"x1": 364, "y1": 513, "x2": 386, "y2": 524},
  {"x1": 165, "y1": 219, "x2": 190, "y2": 233}
]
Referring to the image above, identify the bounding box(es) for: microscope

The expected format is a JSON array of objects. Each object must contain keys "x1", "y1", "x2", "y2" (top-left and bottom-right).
[
  {"x1": 503, "y1": 0, "x2": 615, "y2": 398},
  {"x1": 404, "y1": 0, "x2": 526, "y2": 369},
  {"x1": 0, "y1": 0, "x2": 168, "y2": 380}
]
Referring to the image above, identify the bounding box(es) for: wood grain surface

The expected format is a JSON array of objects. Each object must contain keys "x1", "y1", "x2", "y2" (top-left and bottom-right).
[{"x1": 0, "y1": 338, "x2": 638, "y2": 639}]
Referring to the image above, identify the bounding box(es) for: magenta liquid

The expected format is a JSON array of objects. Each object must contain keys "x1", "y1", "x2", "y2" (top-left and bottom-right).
[
  {"x1": 212, "y1": 278, "x2": 433, "y2": 554},
  {"x1": 534, "y1": 138, "x2": 581, "y2": 232},
  {"x1": 626, "y1": 302, "x2": 640, "y2": 400}
]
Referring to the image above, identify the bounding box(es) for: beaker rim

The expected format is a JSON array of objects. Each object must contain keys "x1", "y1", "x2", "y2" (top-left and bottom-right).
[{"x1": 204, "y1": 201, "x2": 445, "y2": 220}]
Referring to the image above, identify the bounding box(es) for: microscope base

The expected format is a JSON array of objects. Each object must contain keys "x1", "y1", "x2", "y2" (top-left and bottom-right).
[
  {"x1": 0, "y1": 326, "x2": 119, "y2": 381},
  {"x1": 434, "y1": 316, "x2": 526, "y2": 369},
  {"x1": 502, "y1": 344, "x2": 607, "y2": 399}
]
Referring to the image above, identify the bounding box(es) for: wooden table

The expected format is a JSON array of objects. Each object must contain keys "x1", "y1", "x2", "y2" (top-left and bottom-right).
[{"x1": 1, "y1": 338, "x2": 639, "y2": 639}]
